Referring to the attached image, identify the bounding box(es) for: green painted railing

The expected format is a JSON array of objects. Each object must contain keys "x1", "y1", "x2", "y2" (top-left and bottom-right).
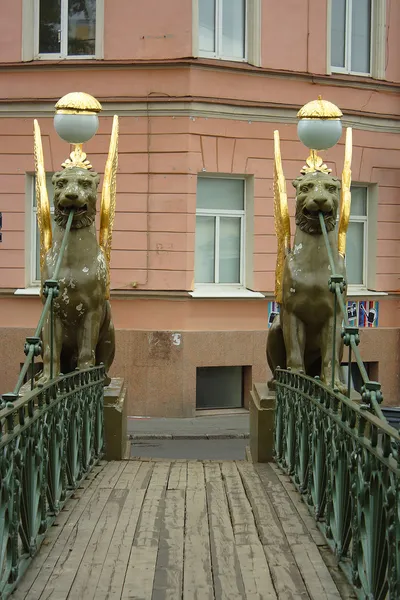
[
  {"x1": 274, "y1": 213, "x2": 400, "y2": 599},
  {"x1": 0, "y1": 210, "x2": 105, "y2": 599}
]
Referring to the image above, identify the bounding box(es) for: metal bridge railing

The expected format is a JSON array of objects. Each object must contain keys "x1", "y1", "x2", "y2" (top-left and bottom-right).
[
  {"x1": 274, "y1": 212, "x2": 400, "y2": 599},
  {"x1": 0, "y1": 211, "x2": 105, "y2": 599}
]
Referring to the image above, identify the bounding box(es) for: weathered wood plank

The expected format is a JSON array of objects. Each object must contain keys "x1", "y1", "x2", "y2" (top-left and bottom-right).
[
  {"x1": 121, "y1": 461, "x2": 171, "y2": 599},
  {"x1": 66, "y1": 488, "x2": 128, "y2": 599},
  {"x1": 183, "y1": 462, "x2": 214, "y2": 600},
  {"x1": 94, "y1": 461, "x2": 153, "y2": 600},
  {"x1": 32, "y1": 487, "x2": 113, "y2": 600},
  {"x1": 12, "y1": 462, "x2": 111, "y2": 600},
  {"x1": 204, "y1": 462, "x2": 245, "y2": 600},
  {"x1": 113, "y1": 459, "x2": 141, "y2": 489},
  {"x1": 269, "y1": 464, "x2": 326, "y2": 547},
  {"x1": 221, "y1": 462, "x2": 277, "y2": 599},
  {"x1": 257, "y1": 464, "x2": 342, "y2": 600},
  {"x1": 167, "y1": 461, "x2": 187, "y2": 490},
  {"x1": 152, "y1": 489, "x2": 185, "y2": 599},
  {"x1": 98, "y1": 460, "x2": 128, "y2": 489},
  {"x1": 237, "y1": 461, "x2": 310, "y2": 600}
]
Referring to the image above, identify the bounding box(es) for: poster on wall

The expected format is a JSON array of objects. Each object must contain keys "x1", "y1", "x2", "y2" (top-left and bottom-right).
[
  {"x1": 346, "y1": 300, "x2": 379, "y2": 328},
  {"x1": 268, "y1": 301, "x2": 280, "y2": 328},
  {"x1": 268, "y1": 300, "x2": 380, "y2": 329}
]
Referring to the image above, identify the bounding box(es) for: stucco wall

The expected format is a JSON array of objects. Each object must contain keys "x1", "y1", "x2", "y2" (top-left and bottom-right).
[{"x1": 1, "y1": 113, "x2": 400, "y2": 294}]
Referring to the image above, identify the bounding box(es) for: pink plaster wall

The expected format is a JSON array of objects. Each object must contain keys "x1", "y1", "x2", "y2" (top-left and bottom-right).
[
  {"x1": 0, "y1": 0, "x2": 22, "y2": 62},
  {"x1": 104, "y1": 0, "x2": 192, "y2": 60},
  {"x1": 385, "y1": 0, "x2": 400, "y2": 83},
  {"x1": 1, "y1": 115, "x2": 400, "y2": 296},
  {"x1": 261, "y1": 0, "x2": 327, "y2": 74}
]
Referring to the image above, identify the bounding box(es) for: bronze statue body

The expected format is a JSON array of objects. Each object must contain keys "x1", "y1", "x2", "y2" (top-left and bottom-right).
[
  {"x1": 39, "y1": 167, "x2": 115, "y2": 385},
  {"x1": 267, "y1": 171, "x2": 347, "y2": 392}
]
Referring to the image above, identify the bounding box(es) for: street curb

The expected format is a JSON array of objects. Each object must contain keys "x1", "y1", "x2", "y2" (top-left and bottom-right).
[{"x1": 130, "y1": 433, "x2": 250, "y2": 441}]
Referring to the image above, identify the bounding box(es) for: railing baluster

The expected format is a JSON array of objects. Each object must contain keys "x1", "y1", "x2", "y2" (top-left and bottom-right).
[
  {"x1": 273, "y1": 212, "x2": 398, "y2": 598},
  {"x1": 0, "y1": 209, "x2": 106, "y2": 599}
]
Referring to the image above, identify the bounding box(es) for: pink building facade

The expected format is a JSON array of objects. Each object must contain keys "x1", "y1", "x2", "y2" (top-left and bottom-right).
[{"x1": 0, "y1": 0, "x2": 399, "y2": 415}]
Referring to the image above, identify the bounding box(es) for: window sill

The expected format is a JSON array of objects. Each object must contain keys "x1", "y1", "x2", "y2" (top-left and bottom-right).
[
  {"x1": 14, "y1": 287, "x2": 41, "y2": 296},
  {"x1": 347, "y1": 288, "x2": 388, "y2": 297},
  {"x1": 189, "y1": 286, "x2": 264, "y2": 299},
  {"x1": 198, "y1": 53, "x2": 247, "y2": 63}
]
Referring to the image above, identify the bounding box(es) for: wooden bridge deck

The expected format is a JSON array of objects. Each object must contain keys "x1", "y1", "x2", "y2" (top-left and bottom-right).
[{"x1": 12, "y1": 459, "x2": 353, "y2": 600}]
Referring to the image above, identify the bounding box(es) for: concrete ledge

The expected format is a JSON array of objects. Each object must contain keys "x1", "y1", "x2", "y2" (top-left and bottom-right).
[
  {"x1": 130, "y1": 432, "x2": 249, "y2": 440},
  {"x1": 249, "y1": 382, "x2": 275, "y2": 463},
  {"x1": 104, "y1": 377, "x2": 128, "y2": 461}
]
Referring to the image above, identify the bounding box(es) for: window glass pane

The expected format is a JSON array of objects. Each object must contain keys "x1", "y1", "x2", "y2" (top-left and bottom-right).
[
  {"x1": 197, "y1": 178, "x2": 244, "y2": 211},
  {"x1": 199, "y1": 0, "x2": 215, "y2": 52},
  {"x1": 35, "y1": 214, "x2": 55, "y2": 281},
  {"x1": 196, "y1": 366, "x2": 243, "y2": 409},
  {"x1": 351, "y1": 0, "x2": 371, "y2": 73},
  {"x1": 39, "y1": 0, "x2": 61, "y2": 54},
  {"x1": 33, "y1": 174, "x2": 54, "y2": 281},
  {"x1": 68, "y1": 0, "x2": 96, "y2": 56},
  {"x1": 221, "y1": 0, "x2": 245, "y2": 59},
  {"x1": 195, "y1": 216, "x2": 215, "y2": 283},
  {"x1": 331, "y1": 0, "x2": 346, "y2": 68},
  {"x1": 33, "y1": 174, "x2": 54, "y2": 208},
  {"x1": 350, "y1": 187, "x2": 367, "y2": 216},
  {"x1": 219, "y1": 217, "x2": 241, "y2": 283},
  {"x1": 346, "y1": 221, "x2": 364, "y2": 285}
]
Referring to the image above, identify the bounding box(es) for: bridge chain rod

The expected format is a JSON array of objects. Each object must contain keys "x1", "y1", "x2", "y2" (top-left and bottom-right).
[
  {"x1": 318, "y1": 212, "x2": 386, "y2": 422},
  {"x1": 6, "y1": 210, "x2": 75, "y2": 400}
]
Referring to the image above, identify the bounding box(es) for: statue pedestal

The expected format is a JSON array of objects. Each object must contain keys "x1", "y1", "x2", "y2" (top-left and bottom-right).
[
  {"x1": 104, "y1": 377, "x2": 129, "y2": 461},
  {"x1": 249, "y1": 382, "x2": 276, "y2": 463}
]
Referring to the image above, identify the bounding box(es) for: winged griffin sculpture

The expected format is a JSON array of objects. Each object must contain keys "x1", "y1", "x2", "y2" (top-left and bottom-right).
[
  {"x1": 33, "y1": 93, "x2": 118, "y2": 386},
  {"x1": 267, "y1": 102, "x2": 352, "y2": 394}
]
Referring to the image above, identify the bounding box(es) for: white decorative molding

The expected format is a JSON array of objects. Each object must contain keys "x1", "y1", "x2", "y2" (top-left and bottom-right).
[
  {"x1": 371, "y1": 0, "x2": 386, "y2": 80},
  {"x1": 21, "y1": 0, "x2": 34, "y2": 61},
  {"x1": 1, "y1": 100, "x2": 399, "y2": 134}
]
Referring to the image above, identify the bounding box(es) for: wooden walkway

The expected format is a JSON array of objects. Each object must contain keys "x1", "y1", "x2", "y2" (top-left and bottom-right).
[{"x1": 13, "y1": 459, "x2": 353, "y2": 600}]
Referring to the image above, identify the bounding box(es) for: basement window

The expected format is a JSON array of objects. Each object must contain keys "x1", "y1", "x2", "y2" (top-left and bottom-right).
[{"x1": 196, "y1": 366, "x2": 243, "y2": 409}]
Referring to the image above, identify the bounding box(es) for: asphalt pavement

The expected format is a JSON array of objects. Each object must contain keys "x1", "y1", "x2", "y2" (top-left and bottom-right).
[
  {"x1": 128, "y1": 411, "x2": 250, "y2": 460},
  {"x1": 127, "y1": 412, "x2": 249, "y2": 440},
  {"x1": 131, "y1": 437, "x2": 249, "y2": 460}
]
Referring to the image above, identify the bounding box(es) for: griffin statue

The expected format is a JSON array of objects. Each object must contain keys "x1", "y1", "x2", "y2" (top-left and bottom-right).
[
  {"x1": 33, "y1": 93, "x2": 118, "y2": 386},
  {"x1": 267, "y1": 106, "x2": 353, "y2": 394}
]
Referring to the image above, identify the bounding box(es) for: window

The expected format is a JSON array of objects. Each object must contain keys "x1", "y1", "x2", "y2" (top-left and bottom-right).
[
  {"x1": 29, "y1": 174, "x2": 54, "y2": 286},
  {"x1": 330, "y1": 0, "x2": 386, "y2": 78},
  {"x1": 35, "y1": 0, "x2": 96, "y2": 58},
  {"x1": 195, "y1": 178, "x2": 245, "y2": 286},
  {"x1": 196, "y1": 366, "x2": 243, "y2": 409},
  {"x1": 199, "y1": 0, "x2": 246, "y2": 61},
  {"x1": 331, "y1": 0, "x2": 372, "y2": 74},
  {"x1": 346, "y1": 186, "x2": 368, "y2": 287}
]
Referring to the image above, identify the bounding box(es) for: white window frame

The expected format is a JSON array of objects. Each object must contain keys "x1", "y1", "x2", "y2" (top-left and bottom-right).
[
  {"x1": 24, "y1": 0, "x2": 104, "y2": 61},
  {"x1": 346, "y1": 185, "x2": 368, "y2": 290},
  {"x1": 26, "y1": 173, "x2": 54, "y2": 288},
  {"x1": 195, "y1": 175, "x2": 246, "y2": 288},
  {"x1": 203, "y1": 0, "x2": 247, "y2": 62},
  {"x1": 328, "y1": 0, "x2": 386, "y2": 79},
  {"x1": 193, "y1": 0, "x2": 261, "y2": 66}
]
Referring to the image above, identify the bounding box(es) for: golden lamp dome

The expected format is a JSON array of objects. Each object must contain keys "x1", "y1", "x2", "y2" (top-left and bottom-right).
[
  {"x1": 297, "y1": 96, "x2": 343, "y2": 120},
  {"x1": 55, "y1": 92, "x2": 102, "y2": 115}
]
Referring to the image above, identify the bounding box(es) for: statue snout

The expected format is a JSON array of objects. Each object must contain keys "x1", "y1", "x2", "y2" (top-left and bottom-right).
[{"x1": 59, "y1": 187, "x2": 86, "y2": 207}]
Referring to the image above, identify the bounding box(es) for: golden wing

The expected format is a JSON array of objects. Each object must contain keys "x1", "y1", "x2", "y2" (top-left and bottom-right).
[
  {"x1": 33, "y1": 120, "x2": 52, "y2": 272},
  {"x1": 100, "y1": 115, "x2": 119, "y2": 299},
  {"x1": 273, "y1": 130, "x2": 291, "y2": 304},
  {"x1": 338, "y1": 127, "x2": 352, "y2": 256}
]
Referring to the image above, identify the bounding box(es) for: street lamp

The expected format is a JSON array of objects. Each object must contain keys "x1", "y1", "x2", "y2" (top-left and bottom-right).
[
  {"x1": 297, "y1": 96, "x2": 343, "y2": 173},
  {"x1": 53, "y1": 91, "x2": 102, "y2": 169}
]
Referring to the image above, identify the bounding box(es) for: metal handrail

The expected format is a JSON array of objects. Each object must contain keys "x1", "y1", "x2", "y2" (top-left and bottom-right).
[{"x1": 318, "y1": 211, "x2": 386, "y2": 421}]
